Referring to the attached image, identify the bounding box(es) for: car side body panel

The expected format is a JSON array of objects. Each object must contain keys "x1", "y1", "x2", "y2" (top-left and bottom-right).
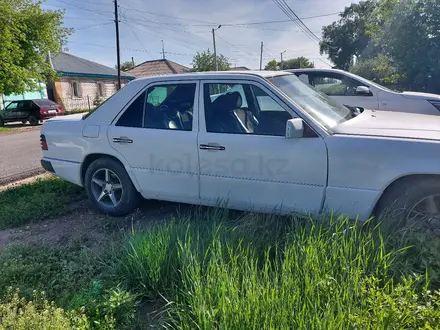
[{"x1": 324, "y1": 134, "x2": 440, "y2": 219}]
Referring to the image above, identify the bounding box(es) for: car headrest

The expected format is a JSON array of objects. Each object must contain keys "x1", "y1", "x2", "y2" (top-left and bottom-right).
[{"x1": 226, "y1": 91, "x2": 242, "y2": 109}]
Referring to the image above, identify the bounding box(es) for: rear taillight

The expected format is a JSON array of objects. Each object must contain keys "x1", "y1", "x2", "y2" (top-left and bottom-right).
[{"x1": 40, "y1": 134, "x2": 48, "y2": 150}]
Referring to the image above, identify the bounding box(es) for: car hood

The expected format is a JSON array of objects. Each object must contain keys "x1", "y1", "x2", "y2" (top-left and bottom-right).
[
  {"x1": 333, "y1": 110, "x2": 440, "y2": 140},
  {"x1": 401, "y1": 91, "x2": 440, "y2": 100}
]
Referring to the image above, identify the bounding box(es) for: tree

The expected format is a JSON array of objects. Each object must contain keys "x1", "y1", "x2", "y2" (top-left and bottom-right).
[
  {"x1": 264, "y1": 60, "x2": 279, "y2": 70},
  {"x1": 191, "y1": 50, "x2": 231, "y2": 72},
  {"x1": 115, "y1": 61, "x2": 135, "y2": 72},
  {"x1": 280, "y1": 57, "x2": 314, "y2": 70},
  {"x1": 350, "y1": 55, "x2": 403, "y2": 86},
  {"x1": 264, "y1": 57, "x2": 314, "y2": 70},
  {"x1": 320, "y1": 0, "x2": 377, "y2": 70},
  {"x1": 369, "y1": 0, "x2": 440, "y2": 92},
  {"x1": 0, "y1": 0, "x2": 71, "y2": 95}
]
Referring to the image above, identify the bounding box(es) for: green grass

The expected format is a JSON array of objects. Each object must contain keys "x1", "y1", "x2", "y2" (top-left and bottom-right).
[
  {"x1": 1, "y1": 204, "x2": 440, "y2": 328},
  {"x1": 0, "y1": 127, "x2": 11, "y2": 133},
  {"x1": 110, "y1": 210, "x2": 440, "y2": 329},
  {"x1": 0, "y1": 176, "x2": 83, "y2": 229}
]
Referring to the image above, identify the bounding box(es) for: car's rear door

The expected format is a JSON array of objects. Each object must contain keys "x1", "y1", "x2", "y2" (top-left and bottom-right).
[
  {"x1": 19, "y1": 100, "x2": 34, "y2": 119},
  {"x1": 107, "y1": 80, "x2": 200, "y2": 202},
  {"x1": 197, "y1": 79, "x2": 327, "y2": 215}
]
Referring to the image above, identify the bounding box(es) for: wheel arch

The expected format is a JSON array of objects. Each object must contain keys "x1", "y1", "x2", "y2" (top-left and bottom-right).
[
  {"x1": 80, "y1": 153, "x2": 142, "y2": 193},
  {"x1": 371, "y1": 173, "x2": 440, "y2": 217}
]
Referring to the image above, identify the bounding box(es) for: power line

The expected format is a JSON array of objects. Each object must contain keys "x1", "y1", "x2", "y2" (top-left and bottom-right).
[
  {"x1": 271, "y1": 0, "x2": 321, "y2": 45},
  {"x1": 73, "y1": 22, "x2": 114, "y2": 30},
  {"x1": 68, "y1": 41, "x2": 194, "y2": 56},
  {"x1": 124, "y1": 22, "x2": 151, "y2": 57}
]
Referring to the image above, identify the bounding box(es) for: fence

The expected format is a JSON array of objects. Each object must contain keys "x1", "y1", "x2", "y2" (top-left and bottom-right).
[{"x1": 57, "y1": 96, "x2": 103, "y2": 113}]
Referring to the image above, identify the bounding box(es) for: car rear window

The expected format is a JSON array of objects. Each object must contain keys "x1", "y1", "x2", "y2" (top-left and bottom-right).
[{"x1": 33, "y1": 99, "x2": 57, "y2": 106}]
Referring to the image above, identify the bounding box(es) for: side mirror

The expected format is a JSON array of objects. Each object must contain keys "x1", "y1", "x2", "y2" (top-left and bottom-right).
[
  {"x1": 285, "y1": 118, "x2": 304, "y2": 139},
  {"x1": 355, "y1": 86, "x2": 371, "y2": 96}
]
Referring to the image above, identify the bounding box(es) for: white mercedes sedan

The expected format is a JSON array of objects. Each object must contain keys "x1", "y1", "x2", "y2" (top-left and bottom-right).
[{"x1": 40, "y1": 71, "x2": 440, "y2": 227}]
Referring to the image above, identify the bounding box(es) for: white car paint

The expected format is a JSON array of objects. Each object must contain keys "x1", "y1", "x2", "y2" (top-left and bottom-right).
[
  {"x1": 288, "y1": 68, "x2": 440, "y2": 115},
  {"x1": 41, "y1": 71, "x2": 440, "y2": 220}
]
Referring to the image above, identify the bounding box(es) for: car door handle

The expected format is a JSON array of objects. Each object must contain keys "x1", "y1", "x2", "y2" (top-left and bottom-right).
[
  {"x1": 113, "y1": 137, "x2": 133, "y2": 144},
  {"x1": 199, "y1": 144, "x2": 225, "y2": 151}
]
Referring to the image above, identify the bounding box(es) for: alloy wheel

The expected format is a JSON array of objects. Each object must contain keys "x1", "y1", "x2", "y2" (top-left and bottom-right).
[{"x1": 90, "y1": 168, "x2": 124, "y2": 208}]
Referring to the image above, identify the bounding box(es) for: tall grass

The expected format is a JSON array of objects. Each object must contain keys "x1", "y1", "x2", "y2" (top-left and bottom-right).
[{"x1": 111, "y1": 209, "x2": 440, "y2": 329}]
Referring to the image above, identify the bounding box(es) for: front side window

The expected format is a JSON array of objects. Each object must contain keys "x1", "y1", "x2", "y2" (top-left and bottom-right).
[
  {"x1": 310, "y1": 73, "x2": 368, "y2": 96},
  {"x1": 6, "y1": 102, "x2": 18, "y2": 110},
  {"x1": 204, "y1": 83, "x2": 291, "y2": 136},
  {"x1": 116, "y1": 83, "x2": 196, "y2": 131}
]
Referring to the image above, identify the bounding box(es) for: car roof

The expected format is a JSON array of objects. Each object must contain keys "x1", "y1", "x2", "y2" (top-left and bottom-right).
[
  {"x1": 286, "y1": 68, "x2": 348, "y2": 75},
  {"x1": 132, "y1": 70, "x2": 291, "y2": 82}
]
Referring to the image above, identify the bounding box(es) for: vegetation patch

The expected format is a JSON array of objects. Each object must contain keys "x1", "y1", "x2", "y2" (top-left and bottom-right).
[
  {"x1": 1, "y1": 207, "x2": 440, "y2": 328},
  {"x1": 0, "y1": 176, "x2": 83, "y2": 229}
]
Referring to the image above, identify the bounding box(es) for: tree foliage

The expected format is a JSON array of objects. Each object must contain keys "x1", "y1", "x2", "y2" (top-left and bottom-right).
[
  {"x1": 116, "y1": 61, "x2": 136, "y2": 72},
  {"x1": 350, "y1": 55, "x2": 403, "y2": 86},
  {"x1": 370, "y1": 0, "x2": 440, "y2": 92},
  {"x1": 0, "y1": 0, "x2": 71, "y2": 95},
  {"x1": 264, "y1": 57, "x2": 314, "y2": 70},
  {"x1": 322, "y1": 0, "x2": 440, "y2": 92},
  {"x1": 191, "y1": 50, "x2": 231, "y2": 72},
  {"x1": 320, "y1": 0, "x2": 377, "y2": 70}
]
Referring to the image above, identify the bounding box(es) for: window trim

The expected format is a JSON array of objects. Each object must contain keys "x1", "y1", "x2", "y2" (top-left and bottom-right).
[
  {"x1": 71, "y1": 81, "x2": 81, "y2": 98},
  {"x1": 201, "y1": 80, "x2": 299, "y2": 137},
  {"x1": 112, "y1": 80, "x2": 200, "y2": 132}
]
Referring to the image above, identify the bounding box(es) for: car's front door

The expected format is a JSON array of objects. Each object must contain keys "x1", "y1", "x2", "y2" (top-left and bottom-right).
[
  {"x1": 107, "y1": 81, "x2": 200, "y2": 202},
  {"x1": 309, "y1": 72, "x2": 379, "y2": 110},
  {"x1": 197, "y1": 80, "x2": 328, "y2": 215},
  {"x1": 3, "y1": 101, "x2": 20, "y2": 121}
]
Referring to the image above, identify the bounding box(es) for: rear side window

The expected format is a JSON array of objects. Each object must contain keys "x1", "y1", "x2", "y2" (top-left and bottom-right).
[
  {"x1": 116, "y1": 91, "x2": 146, "y2": 128},
  {"x1": 116, "y1": 83, "x2": 196, "y2": 131},
  {"x1": 33, "y1": 99, "x2": 57, "y2": 106}
]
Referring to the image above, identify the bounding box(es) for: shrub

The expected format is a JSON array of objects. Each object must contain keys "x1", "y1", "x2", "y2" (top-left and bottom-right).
[{"x1": 0, "y1": 288, "x2": 88, "y2": 329}]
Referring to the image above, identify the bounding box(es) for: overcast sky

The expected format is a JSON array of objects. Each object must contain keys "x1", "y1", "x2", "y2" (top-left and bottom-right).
[{"x1": 42, "y1": 0, "x2": 358, "y2": 69}]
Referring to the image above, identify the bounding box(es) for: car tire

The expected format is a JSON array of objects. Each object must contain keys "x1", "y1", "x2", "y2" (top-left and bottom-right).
[
  {"x1": 0, "y1": 118, "x2": 4, "y2": 127},
  {"x1": 28, "y1": 116, "x2": 38, "y2": 126},
  {"x1": 84, "y1": 157, "x2": 142, "y2": 216},
  {"x1": 375, "y1": 176, "x2": 440, "y2": 231}
]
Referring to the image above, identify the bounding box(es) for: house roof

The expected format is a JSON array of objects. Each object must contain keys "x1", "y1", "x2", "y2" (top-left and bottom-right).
[
  {"x1": 126, "y1": 59, "x2": 191, "y2": 77},
  {"x1": 51, "y1": 52, "x2": 134, "y2": 79},
  {"x1": 230, "y1": 66, "x2": 251, "y2": 71}
]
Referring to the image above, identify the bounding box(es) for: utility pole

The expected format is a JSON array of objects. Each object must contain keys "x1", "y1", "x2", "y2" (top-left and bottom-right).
[
  {"x1": 212, "y1": 25, "x2": 221, "y2": 71},
  {"x1": 260, "y1": 41, "x2": 263, "y2": 71},
  {"x1": 161, "y1": 40, "x2": 165, "y2": 60},
  {"x1": 114, "y1": 0, "x2": 121, "y2": 90},
  {"x1": 131, "y1": 57, "x2": 135, "y2": 68},
  {"x1": 280, "y1": 50, "x2": 286, "y2": 70}
]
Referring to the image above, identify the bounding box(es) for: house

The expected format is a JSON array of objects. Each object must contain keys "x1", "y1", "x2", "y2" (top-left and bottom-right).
[
  {"x1": 126, "y1": 59, "x2": 191, "y2": 77},
  {"x1": 47, "y1": 52, "x2": 135, "y2": 111}
]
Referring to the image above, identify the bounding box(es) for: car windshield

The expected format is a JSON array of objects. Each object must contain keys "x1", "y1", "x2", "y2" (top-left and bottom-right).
[{"x1": 267, "y1": 74, "x2": 353, "y2": 129}]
